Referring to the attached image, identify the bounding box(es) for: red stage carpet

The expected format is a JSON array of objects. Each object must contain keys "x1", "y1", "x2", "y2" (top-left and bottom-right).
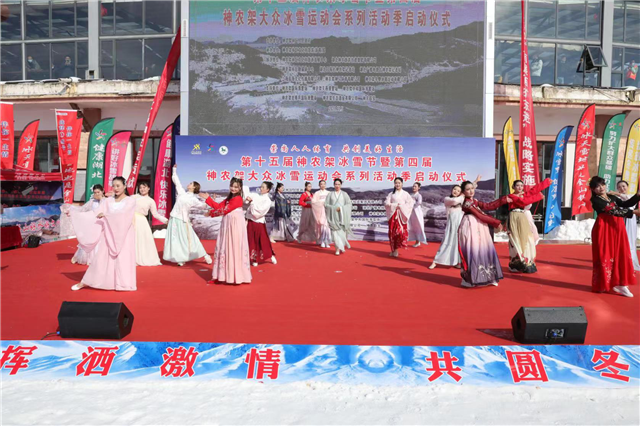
[{"x1": 1, "y1": 239, "x2": 638, "y2": 346}]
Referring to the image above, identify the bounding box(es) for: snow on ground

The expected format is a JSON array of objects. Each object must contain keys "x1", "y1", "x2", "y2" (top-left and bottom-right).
[{"x1": 2, "y1": 380, "x2": 638, "y2": 425}]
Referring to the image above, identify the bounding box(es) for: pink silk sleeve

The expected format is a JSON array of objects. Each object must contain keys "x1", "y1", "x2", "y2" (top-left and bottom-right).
[
  {"x1": 102, "y1": 197, "x2": 136, "y2": 257},
  {"x1": 70, "y1": 203, "x2": 105, "y2": 253}
]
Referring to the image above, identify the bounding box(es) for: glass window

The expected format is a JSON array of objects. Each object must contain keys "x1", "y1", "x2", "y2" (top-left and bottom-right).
[
  {"x1": 77, "y1": 41, "x2": 88, "y2": 78},
  {"x1": 583, "y1": 69, "x2": 599, "y2": 87},
  {"x1": 26, "y1": 43, "x2": 50, "y2": 80},
  {"x1": 51, "y1": 42, "x2": 76, "y2": 78},
  {"x1": 496, "y1": 0, "x2": 521, "y2": 36},
  {"x1": 586, "y1": 0, "x2": 601, "y2": 41},
  {"x1": 101, "y1": 40, "x2": 114, "y2": 79},
  {"x1": 25, "y1": 0, "x2": 51, "y2": 39},
  {"x1": 528, "y1": 0, "x2": 556, "y2": 38},
  {"x1": 624, "y1": 48, "x2": 640, "y2": 86},
  {"x1": 612, "y1": 73, "x2": 623, "y2": 88},
  {"x1": 612, "y1": 46, "x2": 623, "y2": 72},
  {"x1": 144, "y1": 38, "x2": 171, "y2": 78},
  {"x1": 495, "y1": 40, "x2": 521, "y2": 84},
  {"x1": 1, "y1": 44, "x2": 23, "y2": 81},
  {"x1": 176, "y1": 0, "x2": 181, "y2": 33},
  {"x1": 613, "y1": 0, "x2": 624, "y2": 42},
  {"x1": 1, "y1": 0, "x2": 22, "y2": 41},
  {"x1": 556, "y1": 44, "x2": 583, "y2": 85},
  {"x1": 52, "y1": 0, "x2": 77, "y2": 38},
  {"x1": 115, "y1": 39, "x2": 143, "y2": 80},
  {"x1": 34, "y1": 138, "x2": 51, "y2": 172},
  {"x1": 625, "y1": 1, "x2": 640, "y2": 44},
  {"x1": 115, "y1": 0, "x2": 143, "y2": 35},
  {"x1": 558, "y1": 0, "x2": 586, "y2": 39},
  {"x1": 100, "y1": 0, "x2": 115, "y2": 35},
  {"x1": 50, "y1": 140, "x2": 60, "y2": 172},
  {"x1": 529, "y1": 42, "x2": 555, "y2": 85},
  {"x1": 145, "y1": 1, "x2": 173, "y2": 34},
  {"x1": 77, "y1": 0, "x2": 89, "y2": 37}
]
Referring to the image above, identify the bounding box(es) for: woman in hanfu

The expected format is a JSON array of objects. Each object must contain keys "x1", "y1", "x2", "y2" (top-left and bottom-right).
[
  {"x1": 132, "y1": 182, "x2": 168, "y2": 266},
  {"x1": 270, "y1": 182, "x2": 297, "y2": 242},
  {"x1": 67, "y1": 184, "x2": 105, "y2": 265},
  {"x1": 613, "y1": 180, "x2": 640, "y2": 271},
  {"x1": 69, "y1": 177, "x2": 137, "y2": 291},
  {"x1": 245, "y1": 181, "x2": 277, "y2": 266},
  {"x1": 311, "y1": 179, "x2": 332, "y2": 248},
  {"x1": 201, "y1": 177, "x2": 252, "y2": 285},
  {"x1": 297, "y1": 182, "x2": 317, "y2": 243},
  {"x1": 325, "y1": 178, "x2": 353, "y2": 256},
  {"x1": 590, "y1": 176, "x2": 640, "y2": 298},
  {"x1": 458, "y1": 180, "x2": 512, "y2": 288},
  {"x1": 384, "y1": 177, "x2": 415, "y2": 257},
  {"x1": 408, "y1": 182, "x2": 427, "y2": 248}
]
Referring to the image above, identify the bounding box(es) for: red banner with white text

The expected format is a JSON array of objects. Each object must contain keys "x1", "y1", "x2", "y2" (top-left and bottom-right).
[
  {"x1": 126, "y1": 27, "x2": 181, "y2": 194},
  {"x1": 103, "y1": 131, "x2": 132, "y2": 193},
  {"x1": 152, "y1": 124, "x2": 173, "y2": 225},
  {"x1": 55, "y1": 110, "x2": 83, "y2": 204},
  {"x1": 518, "y1": 0, "x2": 539, "y2": 190},
  {"x1": 16, "y1": 120, "x2": 40, "y2": 170},
  {"x1": 0, "y1": 102, "x2": 15, "y2": 169},
  {"x1": 571, "y1": 104, "x2": 596, "y2": 216}
]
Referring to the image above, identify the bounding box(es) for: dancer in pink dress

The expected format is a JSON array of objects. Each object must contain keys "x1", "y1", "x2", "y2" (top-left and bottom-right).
[
  {"x1": 311, "y1": 179, "x2": 332, "y2": 248},
  {"x1": 67, "y1": 184, "x2": 104, "y2": 265}
]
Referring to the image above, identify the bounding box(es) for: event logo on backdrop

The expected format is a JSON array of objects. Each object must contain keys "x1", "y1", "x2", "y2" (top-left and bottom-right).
[
  {"x1": 188, "y1": 0, "x2": 485, "y2": 137},
  {"x1": 176, "y1": 135, "x2": 495, "y2": 241}
]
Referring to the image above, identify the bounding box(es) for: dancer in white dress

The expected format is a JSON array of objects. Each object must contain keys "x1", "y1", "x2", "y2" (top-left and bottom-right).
[
  {"x1": 616, "y1": 180, "x2": 640, "y2": 271},
  {"x1": 133, "y1": 182, "x2": 168, "y2": 266},
  {"x1": 408, "y1": 182, "x2": 427, "y2": 247},
  {"x1": 311, "y1": 179, "x2": 332, "y2": 248},
  {"x1": 325, "y1": 178, "x2": 353, "y2": 256},
  {"x1": 67, "y1": 184, "x2": 104, "y2": 265}
]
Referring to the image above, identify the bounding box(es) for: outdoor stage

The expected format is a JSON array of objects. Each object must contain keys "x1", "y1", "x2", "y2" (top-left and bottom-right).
[{"x1": 1, "y1": 239, "x2": 639, "y2": 347}]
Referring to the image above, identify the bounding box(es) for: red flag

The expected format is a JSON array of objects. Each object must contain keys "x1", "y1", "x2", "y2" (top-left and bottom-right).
[
  {"x1": 0, "y1": 102, "x2": 15, "y2": 169},
  {"x1": 0, "y1": 165, "x2": 62, "y2": 182},
  {"x1": 55, "y1": 110, "x2": 83, "y2": 204},
  {"x1": 127, "y1": 27, "x2": 181, "y2": 193},
  {"x1": 571, "y1": 104, "x2": 596, "y2": 216},
  {"x1": 16, "y1": 120, "x2": 40, "y2": 170},
  {"x1": 518, "y1": 0, "x2": 539, "y2": 190},
  {"x1": 103, "y1": 131, "x2": 132, "y2": 193},
  {"x1": 152, "y1": 124, "x2": 173, "y2": 225}
]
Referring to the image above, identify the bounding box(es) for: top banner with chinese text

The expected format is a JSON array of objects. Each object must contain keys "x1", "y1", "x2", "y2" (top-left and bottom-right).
[
  {"x1": 175, "y1": 135, "x2": 495, "y2": 242},
  {"x1": 188, "y1": 0, "x2": 484, "y2": 137}
]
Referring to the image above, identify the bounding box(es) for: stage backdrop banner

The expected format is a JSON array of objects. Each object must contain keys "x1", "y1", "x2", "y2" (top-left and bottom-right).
[
  {"x1": 502, "y1": 117, "x2": 520, "y2": 193},
  {"x1": 598, "y1": 114, "x2": 626, "y2": 191},
  {"x1": 1, "y1": 340, "x2": 638, "y2": 388},
  {"x1": 176, "y1": 135, "x2": 495, "y2": 242},
  {"x1": 0, "y1": 181, "x2": 63, "y2": 208},
  {"x1": 85, "y1": 118, "x2": 115, "y2": 201},
  {"x1": 188, "y1": 1, "x2": 485, "y2": 138},
  {"x1": 55, "y1": 110, "x2": 83, "y2": 204},
  {"x1": 15, "y1": 120, "x2": 40, "y2": 170},
  {"x1": 0, "y1": 204, "x2": 63, "y2": 243},
  {"x1": 103, "y1": 131, "x2": 131, "y2": 193},
  {"x1": 622, "y1": 118, "x2": 640, "y2": 195},
  {"x1": 152, "y1": 124, "x2": 174, "y2": 225},
  {"x1": 0, "y1": 102, "x2": 15, "y2": 169},
  {"x1": 544, "y1": 126, "x2": 573, "y2": 234},
  {"x1": 571, "y1": 104, "x2": 595, "y2": 216}
]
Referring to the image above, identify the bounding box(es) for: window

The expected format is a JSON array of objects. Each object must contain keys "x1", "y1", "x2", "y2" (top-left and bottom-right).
[
  {"x1": 586, "y1": 0, "x2": 601, "y2": 41},
  {"x1": 623, "y1": 48, "x2": 640, "y2": 87},
  {"x1": 101, "y1": 40, "x2": 114, "y2": 79},
  {"x1": 26, "y1": 43, "x2": 50, "y2": 80},
  {"x1": 115, "y1": 39, "x2": 143, "y2": 80},
  {"x1": 495, "y1": 40, "x2": 521, "y2": 84},
  {"x1": 25, "y1": 0, "x2": 51, "y2": 39},
  {"x1": 556, "y1": 44, "x2": 585, "y2": 85},
  {"x1": 558, "y1": 0, "x2": 587, "y2": 40},
  {"x1": 145, "y1": 0, "x2": 173, "y2": 34},
  {"x1": 0, "y1": 44, "x2": 23, "y2": 81},
  {"x1": 25, "y1": 41, "x2": 87, "y2": 80},
  {"x1": 529, "y1": 42, "x2": 555, "y2": 85},
  {"x1": 496, "y1": 0, "x2": 521, "y2": 36},
  {"x1": 52, "y1": 0, "x2": 77, "y2": 38},
  {"x1": 528, "y1": 0, "x2": 556, "y2": 38},
  {"x1": 144, "y1": 38, "x2": 171, "y2": 78},
  {"x1": 115, "y1": 0, "x2": 143, "y2": 35},
  {"x1": 1, "y1": 0, "x2": 22, "y2": 41},
  {"x1": 101, "y1": 0, "x2": 173, "y2": 35},
  {"x1": 626, "y1": 1, "x2": 640, "y2": 44},
  {"x1": 614, "y1": 0, "x2": 625, "y2": 42}
]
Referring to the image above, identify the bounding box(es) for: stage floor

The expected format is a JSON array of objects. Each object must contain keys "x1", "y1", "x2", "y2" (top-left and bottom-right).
[{"x1": 1, "y1": 239, "x2": 639, "y2": 346}]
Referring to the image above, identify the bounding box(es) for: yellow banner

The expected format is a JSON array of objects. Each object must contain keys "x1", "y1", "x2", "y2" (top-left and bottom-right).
[
  {"x1": 502, "y1": 117, "x2": 520, "y2": 193},
  {"x1": 622, "y1": 119, "x2": 640, "y2": 195}
]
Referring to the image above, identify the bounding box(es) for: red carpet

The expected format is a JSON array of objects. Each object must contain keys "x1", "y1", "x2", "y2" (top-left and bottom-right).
[{"x1": 1, "y1": 239, "x2": 638, "y2": 346}]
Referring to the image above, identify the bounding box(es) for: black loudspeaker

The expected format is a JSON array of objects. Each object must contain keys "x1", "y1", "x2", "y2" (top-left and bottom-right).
[
  {"x1": 511, "y1": 306, "x2": 587, "y2": 344},
  {"x1": 58, "y1": 302, "x2": 134, "y2": 339}
]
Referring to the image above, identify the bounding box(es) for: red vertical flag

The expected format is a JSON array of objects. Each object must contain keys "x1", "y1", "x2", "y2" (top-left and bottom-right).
[
  {"x1": 518, "y1": 0, "x2": 539, "y2": 189},
  {"x1": 127, "y1": 26, "x2": 181, "y2": 194},
  {"x1": 16, "y1": 120, "x2": 40, "y2": 170},
  {"x1": 0, "y1": 102, "x2": 15, "y2": 169},
  {"x1": 571, "y1": 104, "x2": 596, "y2": 216},
  {"x1": 55, "y1": 110, "x2": 83, "y2": 204},
  {"x1": 152, "y1": 124, "x2": 173, "y2": 225},
  {"x1": 103, "y1": 131, "x2": 132, "y2": 193}
]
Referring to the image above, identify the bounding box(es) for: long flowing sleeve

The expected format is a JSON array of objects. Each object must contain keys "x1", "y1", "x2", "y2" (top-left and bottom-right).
[
  {"x1": 171, "y1": 168, "x2": 185, "y2": 196},
  {"x1": 616, "y1": 193, "x2": 640, "y2": 208},
  {"x1": 102, "y1": 197, "x2": 136, "y2": 257},
  {"x1": 247, "y1": 193, "x2": 271, "y2": 220},
  {"x1": 384, "y1": 192, "x2": 396, "y2": 220},
  {"x1": 148, "y1": 197, "x2": 168, "y2": 224},
  {"x1": 444, "y1": 195, "x2": 464, "y2": 208},
  {"x1": 396, "y1": 191, "x2": 414, "y2": 221},
  {"x1": 207, "y1": 196, "x2": 243, "y2": 217},
  {"x1": 462, "y1": 199, "x2": 502, "y2": 228},
  {"x1": 477, "y1": 196, "x2": 509, "y2": 212},
  {"x1": 69, "y1": 201, "x2": 105, "y2": 252},
  {"x1": 592, "y1": 195, "x2": 636, "y2": 218}
]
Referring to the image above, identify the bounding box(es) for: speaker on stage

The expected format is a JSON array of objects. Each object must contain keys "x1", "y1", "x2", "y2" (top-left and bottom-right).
[
  {"x1": 511, "y1": 306, "x2": 587, "y2": 344},
  {"x1": 58, "y1": 302, "x2": 134, "y2": 339}
]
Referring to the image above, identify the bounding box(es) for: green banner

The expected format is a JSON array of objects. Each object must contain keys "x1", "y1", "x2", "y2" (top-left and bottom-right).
[
  {"x1": 598, "y1": 114, "x2": 626, "y2": 191},
  {"x1": 85, "y1": 118, "x2": 115, "y2": 201}
]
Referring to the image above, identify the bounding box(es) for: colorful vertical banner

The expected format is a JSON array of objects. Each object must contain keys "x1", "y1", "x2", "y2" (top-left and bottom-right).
[
  {"x1": 544, "y1": 126, "x2": 573, "y2": 234},
  {"x1": 103, "y1": 131, "x2": 132, "y2": 193},
  {"x1": 502, "y1": 117, "x2": 520, "y2": 193},
  {"x1": 55, "y1": 110, "x2": 83, "y2": 204},
  {"x1": 126, "y1": 27, "x2": 181, "y2": 194},
  {"x1": 170, "y1": 115, "x2": 180, "y2": 210},
  {"x1": 518, "y1": 0, "x2": 539, "y2": 190},
  {"x1": 152, "y1": 124, "x2": 174, "y2": 225},
  {"x1": 571, "y1": 104, "x2": 596, "y2": 216},
  {"x1": 598, "y1": 114, "x2": 626, "y2": 191},
  {"x1": 622, "y1": 118, "x2": 640, "y2": 195},
  {"x1": 85, "y1": 118, "x2": 115, "y2": 201},
  {"x1": 0, "y1": 102, "x2": 15, "y2": 169},
  {"x1": 15, "y1": 120, "x2": 40, "y2": 170}
]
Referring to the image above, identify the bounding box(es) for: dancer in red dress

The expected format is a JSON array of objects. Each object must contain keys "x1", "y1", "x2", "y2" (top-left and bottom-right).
[
  {"x1": 590, "y1": 176, "x2": 640, "y2": 297},
  {"x1": 384, "y1": 177, "x2": 414, "y2": 257}
]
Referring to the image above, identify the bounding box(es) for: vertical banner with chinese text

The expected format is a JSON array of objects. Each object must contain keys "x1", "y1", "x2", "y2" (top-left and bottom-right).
[
  {"x1": 518, "y1": 0, "x2": 539, "y2": 190},
  {"x1": 502, "y1": 117, "x2": 520, "y2": 193},
  {"x1": 127, "y1": 27, "x2": 181, "y2": 194},
  {"x1": 598, "y1": 114, "x2": 625, "y2": 191},
  {"x1": 55, "y1": 110, "x2": 83, "y2": 204},
  {"x1": 0, "y1": 102, "x2": 15, "y2": 169},
  {"x1": 622, "y1": 118, "x2": 640, "y2": 195},
  {"x1": 16, "y1": 120, "x2": 40, "y2": 170},
  {"x1": 544, "y1": 126, "x2": 573, "y2": 234},
  {"x1": 85, "y1": 118, "x2": 115, "y2": 201},
  {"x1": 103, "y1": 131, "x2": 132, "y2": 193},
  {"x1": 571, "y1": 104, "x2": 596, "y2": 216},
  {"x1": 152, "y1": 124, "x2": 173, "y2": 225}
]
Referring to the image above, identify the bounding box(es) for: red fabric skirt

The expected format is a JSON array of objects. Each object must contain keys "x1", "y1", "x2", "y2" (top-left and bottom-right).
[
  {"x1": 247, "y1": 220, "x2": 275, "y2": 263},
  {"x1": 388, "y1": 212, "x2": 408, "y2": 251},
  {"x1": 591, "y1": 214, "x2": 637, "y2": 292}
]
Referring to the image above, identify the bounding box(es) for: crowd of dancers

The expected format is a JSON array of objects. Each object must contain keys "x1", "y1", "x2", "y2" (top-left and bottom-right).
[{"x1": 65, "y1": 166, "x2": 639, "y2": 298}]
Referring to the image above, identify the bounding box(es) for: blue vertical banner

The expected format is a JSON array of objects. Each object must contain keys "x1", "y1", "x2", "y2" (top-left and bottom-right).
[{"x1": 544, "y1": 126, "x2": 573, "y2": 234}]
